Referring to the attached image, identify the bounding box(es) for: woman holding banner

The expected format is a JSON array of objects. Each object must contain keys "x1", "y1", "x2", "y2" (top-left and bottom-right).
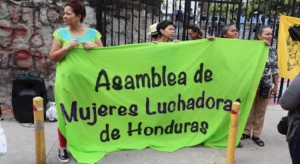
[
  {"x1": 220, "y1": 23, "x2": 242, "y2": 148},
  {"x1": 156, "y1": 20, "x2": 175, "y2": 42},
  {"x1": 220, "y1": 23, "x2": 239, "y2": 39},
  {"x1": 49, "y1": 0, "x2": 103, "y2": 162},
  {"x1": 241, "y1": 25, "x2": 279, "y2": 147}
]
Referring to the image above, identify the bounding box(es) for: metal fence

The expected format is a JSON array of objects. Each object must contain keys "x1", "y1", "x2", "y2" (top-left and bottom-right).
[{"x1": 96, "y1": 0, "x2": 300, "y2": 102}]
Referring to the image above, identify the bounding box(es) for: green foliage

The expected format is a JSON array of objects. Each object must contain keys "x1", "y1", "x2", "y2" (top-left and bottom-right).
[{"x1": 208, "y1": 0, "x2": 299, "y2": 19}]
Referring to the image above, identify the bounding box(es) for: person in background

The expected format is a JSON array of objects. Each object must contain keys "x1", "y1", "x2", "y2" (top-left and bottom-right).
[
  {"x1": 156, "y1": 20, "x2": 175, "y2": 42},
  {"x1": 259, "y1": 13, "x2": 269, "y2": 25},
  {"x1": 241, "y1": 25, "x2": 278, "y2": 147},
  {"x1": 49, "y1": 0, "x2": 103, "y2": 162},
  {"x1": 148, "y1": 23, "x2": 161, "y2": 41},
  {"x1": 268, "y1": 14, "x2": 275, "y2": 28},
  {"x1": 198, "y1": 10, "x2": 207, "y2": 31},
  {"x1": 239, "y1": 11, "x2": 246, "y2": 39},
  {"x1": 187, "y1": 24, "x2": 215, "y2": 40},
  {"x1": 174, "y1": 5, "x2": 184, "y2": 29},
  {"x1": 231, "y1": 12, "x2": 237, "y2": 24},
  {"x1": 189, "y1": 8, "x2": 195, "y2": 21},
  {"x1": 219, "y1": 10, "x2": 226, "y2": 28},
  {"x1": 279, "y1": 74, "x2": 300, "y2": 163},
  {"x1": 250, "y1": 12, "x2": 258, "y2": 39}
]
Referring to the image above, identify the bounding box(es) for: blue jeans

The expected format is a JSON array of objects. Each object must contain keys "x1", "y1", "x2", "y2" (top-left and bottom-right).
[{"x1": 289, "y1": 127, "x2": 300, "y2": 164}]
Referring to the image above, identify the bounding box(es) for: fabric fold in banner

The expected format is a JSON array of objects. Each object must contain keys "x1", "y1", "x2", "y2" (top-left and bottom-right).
[
  {"x1": 54, "y1": 39, "x2": 268, "y2": 163},
  {"x1": 278, "y1": 15, "x2": 300, "y2": 79}
]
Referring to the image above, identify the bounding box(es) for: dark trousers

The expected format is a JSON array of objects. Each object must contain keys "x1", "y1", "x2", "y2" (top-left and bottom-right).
[{"x1": 289, "y1": 126, "x2": 300, "y2": 164}]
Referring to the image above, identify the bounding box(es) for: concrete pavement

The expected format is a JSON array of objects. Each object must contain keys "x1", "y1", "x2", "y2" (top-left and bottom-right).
[{"x1": 0, "y1": 104, "x2": 292, "y2": 164}]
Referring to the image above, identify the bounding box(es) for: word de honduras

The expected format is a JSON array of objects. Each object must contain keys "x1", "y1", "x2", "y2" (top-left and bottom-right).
[{"x1": 55, "y1": 39, "x2": 268, "y2": 163}]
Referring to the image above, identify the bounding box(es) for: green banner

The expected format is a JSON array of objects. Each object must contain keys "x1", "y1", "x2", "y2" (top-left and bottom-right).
[{"x1": 55, "y1": 38, "x2": 268, "y2": 163}]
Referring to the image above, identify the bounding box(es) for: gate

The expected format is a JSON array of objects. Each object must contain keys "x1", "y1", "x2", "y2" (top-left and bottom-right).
[{"x1": 96, "y1": 0, "x2": 300, "y2": 103}]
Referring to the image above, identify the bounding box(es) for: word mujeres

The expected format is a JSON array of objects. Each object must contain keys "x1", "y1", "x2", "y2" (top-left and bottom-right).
[{"x1": 95, "y1": 63, "x2": 212, "y2": 91}]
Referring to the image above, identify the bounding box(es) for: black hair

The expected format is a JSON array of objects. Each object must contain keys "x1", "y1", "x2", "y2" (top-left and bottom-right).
[
  {"x1": 256, "y1": 25, "x2": 271, "y2": 39},
  {"x1": 156, "y1": 20, "x2": 174, "y2": 36},
  {"x1": 187, "y1": 24, "x2": 203, "y2": 39}
]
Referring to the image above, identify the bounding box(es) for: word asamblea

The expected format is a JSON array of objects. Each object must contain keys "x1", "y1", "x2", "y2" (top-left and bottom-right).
[
  {"x1": 94, "y1": 63, "x2": 213, "y2": 91},
  {"x1": 95, "y1": 66, "x2": 186, "y2": 91}
]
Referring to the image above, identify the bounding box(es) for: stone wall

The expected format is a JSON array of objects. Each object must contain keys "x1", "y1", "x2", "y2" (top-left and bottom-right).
[{"x1": 0, "y1": 0, "x2": 159, "y2": 107}]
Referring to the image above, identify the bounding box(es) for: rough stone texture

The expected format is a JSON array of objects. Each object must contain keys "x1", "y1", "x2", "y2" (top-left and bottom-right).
[{"x1": 0, "y1": 0, "x2": 160, "y2": 107}]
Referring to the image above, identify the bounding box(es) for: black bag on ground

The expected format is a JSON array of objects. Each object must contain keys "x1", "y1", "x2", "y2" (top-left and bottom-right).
[
  {"x1": 12, "y1": 72, "x2": 47, "y2": 123},
  {"x1": 277, "y1": 116, "x2": 288, "y2": 135}
]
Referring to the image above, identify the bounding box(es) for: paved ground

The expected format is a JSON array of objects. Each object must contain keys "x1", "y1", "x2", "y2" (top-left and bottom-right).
[{"x1": 0, "y1": 104, "x2": 292, "y2": 164}]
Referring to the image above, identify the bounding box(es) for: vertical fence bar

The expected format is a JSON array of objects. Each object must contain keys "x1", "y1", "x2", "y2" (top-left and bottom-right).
[
  {"x1": 131, "y1": 1, "x2": 134, "y2": 43},
  {"x1": 165, "y1": 0, "x2": 169, "y2": 21},
  {"x1": 137, "y1": 0, "x2": 141, "y2": 43},
  {"x1": 117, "y1": 0, "x2": 121, "y2": 45},
  {"x1": 110, "y1": 1, "x2": 114, "y2": 46},
  {"x1": 144, "y1": 1, "x2": 148, "y2": 42},
  {"x1": 192, "y1": 1, "x2": 197, "y2": 24},
  {"x1": 236, "y1": 3, "x2": 242, "y2": 36},
  {"x1": 243, "y1": 0, "x2": 249, "y2": 39},
  {"x1": 287, "y1": 0, "x2": 292, "y2": 16},
  {"x1": 182, "y1": 0, "x2": 190, "y2": 40},
  {"x1": 247, "y1": 2, "x2": 254, "y2": 40},
  {"x1": 199, "y1": 1, "x2": 205, "y2": 37},
  {"x1": 96, "y1": 0, "x2": 103, "y2": 45},
  {"x1": 103, "y1": 0, "x2": 107, "y2": 46},
  {"x1": 125, "y1": 0, "x2": 128, "y2": 44},
  {"x1": 291, "y1": 0, "x2": 297, "y2": 16},
  {"x1": 205, "y1": 2, "x2": 210, "y2": 37},
  {"x1": 152, "y1": 0, "x2": 156, "y2": 24}
]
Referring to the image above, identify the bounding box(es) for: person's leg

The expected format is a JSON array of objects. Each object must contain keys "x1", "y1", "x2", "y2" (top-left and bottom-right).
[
  {"x1": 58, "y1": 129, "x2": 67, "y2": 148},
  {"x1": 58, "y1": 128, "x2": 69, "y2": 163},
  {"x1": 250, "y1": 94, "x2": 269, "y2": 147},
  {"x1": 252, "y1": 96, "x2": 269, "y2": 138},
  {"x1": 289, "y1": 127, "x2": 300, "y2": 163}
]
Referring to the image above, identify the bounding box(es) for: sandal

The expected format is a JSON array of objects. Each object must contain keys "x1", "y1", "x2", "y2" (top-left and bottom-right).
[
  {"x1": 241, "y1": 133, "x2": 250, "y2": 140},
  {"x1": 252, "y1": 137, "x2": 264, "y2": 147}
]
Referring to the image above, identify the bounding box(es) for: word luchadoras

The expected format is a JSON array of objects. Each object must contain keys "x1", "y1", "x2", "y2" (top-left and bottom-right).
[{"x1": 94, "y1": 63, "x2": 213, "y2": 91}]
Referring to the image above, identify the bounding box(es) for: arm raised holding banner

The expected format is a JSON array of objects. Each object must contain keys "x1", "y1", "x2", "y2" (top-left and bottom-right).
[
  {"x1": 242, "y1": 25, "x2": 278, "y2": 147},
  {"x1": 48, "y1": 0, "x2": 103, "y2": 162},
  {"x1": 49, "y1": 0, "x2": 103, "y2": 63}
]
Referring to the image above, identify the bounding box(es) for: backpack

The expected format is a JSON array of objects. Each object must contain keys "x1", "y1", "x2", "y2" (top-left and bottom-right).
[{"x1": 176, "y1": 10, "x2": 183, "y2": 21}]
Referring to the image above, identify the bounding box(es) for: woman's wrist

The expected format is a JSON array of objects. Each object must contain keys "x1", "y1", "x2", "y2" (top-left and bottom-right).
[{"x1": 64, "y1": 46, "x2": 70, "y2": 51}]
